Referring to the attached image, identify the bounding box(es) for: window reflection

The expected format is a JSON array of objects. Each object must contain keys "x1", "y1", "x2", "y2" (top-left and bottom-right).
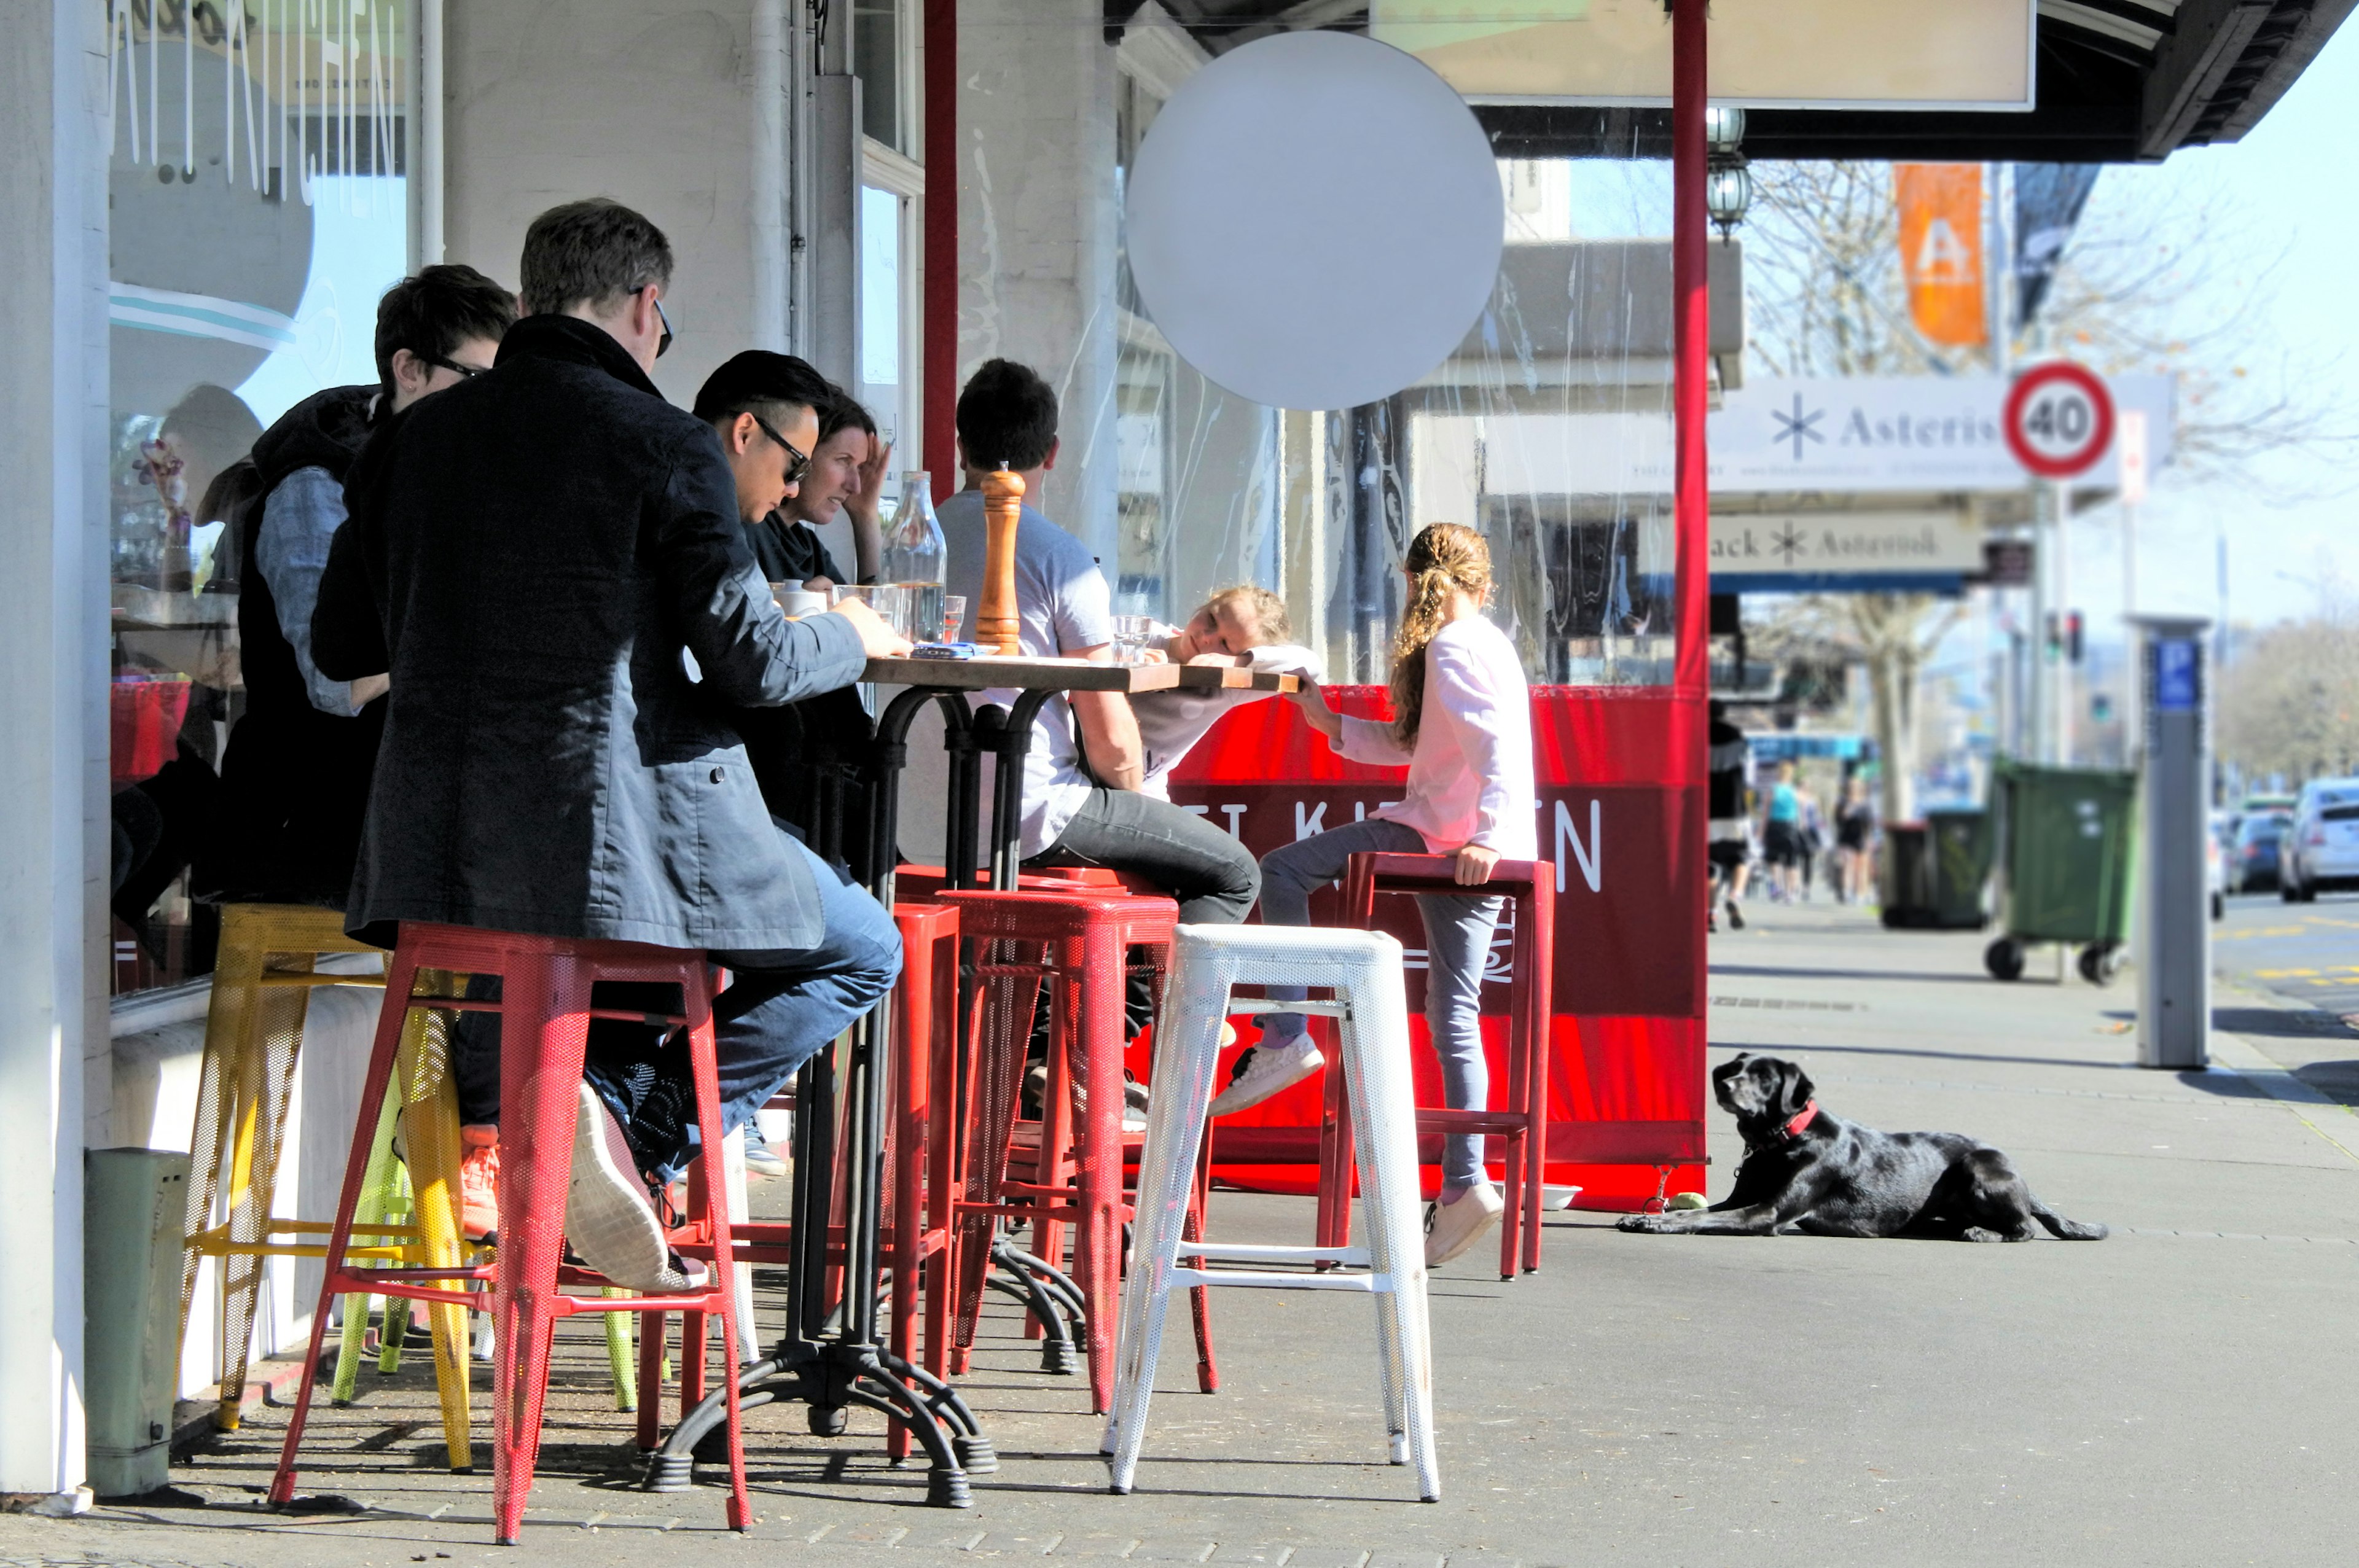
[{"x1": 105, "y1": 0, "x2": 409, "y2": 995}]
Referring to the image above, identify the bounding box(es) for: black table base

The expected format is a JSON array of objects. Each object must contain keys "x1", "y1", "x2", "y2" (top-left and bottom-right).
[{"x1": 646, "y1": 683, "x2": 1064, "y2": 1507}]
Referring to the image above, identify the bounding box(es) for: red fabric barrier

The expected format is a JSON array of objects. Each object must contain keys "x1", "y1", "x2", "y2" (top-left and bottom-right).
[{"x1": 1165, "y1": 685, "x2": 1707, "y2": 1210}]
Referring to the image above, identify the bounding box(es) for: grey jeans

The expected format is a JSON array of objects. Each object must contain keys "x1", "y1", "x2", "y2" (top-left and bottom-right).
[{"x1": 1255, "y1": 817, "x2": 1504, "y2": 1190}]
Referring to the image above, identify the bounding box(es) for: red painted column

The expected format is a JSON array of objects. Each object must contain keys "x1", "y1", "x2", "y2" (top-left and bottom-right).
[
  {"x1": 923, "y1": 0, "x2": 957, "y2": 502},
  {"x1": 1671, "y1": 0, "x2": 1708, "y2": 706},
  {"x1": 1670, "y1": 0, "x2": 1710, "y2": 992}
]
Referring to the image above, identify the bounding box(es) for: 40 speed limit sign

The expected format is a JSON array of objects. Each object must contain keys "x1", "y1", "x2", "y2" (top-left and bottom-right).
[{"x1": 2003, "y1": 361, "x2": 2116, "y2": 480}]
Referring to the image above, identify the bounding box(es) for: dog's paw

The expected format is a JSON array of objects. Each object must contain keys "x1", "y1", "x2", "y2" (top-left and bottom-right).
[{"x1": 1615, "y1": 1213, "x2": 1668, "y2": 1233}]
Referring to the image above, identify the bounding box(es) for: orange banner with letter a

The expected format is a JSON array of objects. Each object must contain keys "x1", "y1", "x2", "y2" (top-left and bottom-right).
[{"x1": 1894, "y1": 163, "x2": 1989, "y2": 349}]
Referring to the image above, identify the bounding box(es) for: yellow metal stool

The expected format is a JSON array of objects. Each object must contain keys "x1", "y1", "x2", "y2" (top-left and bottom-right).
[{"x1": 178, "y1": 904, "x2": 475, "y2": 1469}]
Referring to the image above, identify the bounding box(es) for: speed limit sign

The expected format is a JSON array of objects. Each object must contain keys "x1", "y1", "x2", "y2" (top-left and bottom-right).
[{"x1": 2004, "y1": 362, "x2": 2116, "y2": 480}]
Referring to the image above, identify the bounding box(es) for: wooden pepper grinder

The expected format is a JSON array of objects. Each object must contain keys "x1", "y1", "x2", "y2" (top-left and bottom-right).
[{"x1": 977, "y1": 467, "x2": 1024, "y2": 656}]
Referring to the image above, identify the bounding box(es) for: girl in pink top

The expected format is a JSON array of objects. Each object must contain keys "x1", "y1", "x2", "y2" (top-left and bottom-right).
[{"x1": 1211, "y1": 525, "x2": 1536, "y2": 1269}]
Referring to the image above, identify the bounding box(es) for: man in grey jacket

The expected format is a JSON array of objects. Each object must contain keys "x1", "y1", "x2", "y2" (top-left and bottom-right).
[{"x1": 314, "y1": 200, "x2": 909, "y2": 1291}]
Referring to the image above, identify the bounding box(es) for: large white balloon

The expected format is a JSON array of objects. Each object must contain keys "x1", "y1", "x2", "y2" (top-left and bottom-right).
[{"x1": 1124, "y1": 30, "x2": 1504, "y2": 413}]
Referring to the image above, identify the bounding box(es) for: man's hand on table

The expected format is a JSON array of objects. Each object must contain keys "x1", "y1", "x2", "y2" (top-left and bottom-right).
[{"x1": 833, "y1": 596, "x2": 914, "y2": 660}]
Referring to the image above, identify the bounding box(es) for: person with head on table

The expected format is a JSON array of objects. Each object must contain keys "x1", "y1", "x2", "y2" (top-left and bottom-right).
[
  {"x1": 310, "y1": 198, "x2": 913, "y2": 1292},
  {"x1": 937, "y1": 359, "x2": 1262, "y2": 1113},
  {"x1": 1130, "y1": 585, "x2": 1321, "y2": 798}
]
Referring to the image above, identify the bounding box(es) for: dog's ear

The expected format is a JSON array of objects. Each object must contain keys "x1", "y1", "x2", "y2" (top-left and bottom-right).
[{"x1": 1780, "y1": 1062, "x2": 1816, "y2": 1117}]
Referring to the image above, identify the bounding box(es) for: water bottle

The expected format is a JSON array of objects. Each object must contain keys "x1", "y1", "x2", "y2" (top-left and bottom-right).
[{"x1": 881, "y1": 472, "x2": 947, "y2": 640}]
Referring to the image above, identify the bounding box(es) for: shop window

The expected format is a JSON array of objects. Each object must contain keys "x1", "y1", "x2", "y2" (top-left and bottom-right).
[
  {"x1": 105, "y1": 0, "x2": 410, "y2": 996},
  {"x1": 854, "y1": 0, "x2": 915, "y2": 157}
]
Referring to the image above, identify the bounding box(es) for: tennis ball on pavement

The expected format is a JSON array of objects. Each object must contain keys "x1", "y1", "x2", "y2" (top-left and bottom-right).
[{"x1": 1666, "y1": 1192, "x2": 1708, "y2": 1211}]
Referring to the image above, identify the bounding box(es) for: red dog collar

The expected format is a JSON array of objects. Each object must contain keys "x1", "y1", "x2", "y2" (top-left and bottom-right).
[{"x1": 1778, "y1": 1101, "x2": 1820, "y2": 1141}]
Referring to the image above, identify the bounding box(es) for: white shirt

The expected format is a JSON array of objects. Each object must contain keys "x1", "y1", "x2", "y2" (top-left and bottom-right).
[
  {"x1": 1335, "y1": 615, "x2": 1538, "y2": 859},
  {"x1": 936, "y1": 488, "x2": 1114, "y2": 857}
]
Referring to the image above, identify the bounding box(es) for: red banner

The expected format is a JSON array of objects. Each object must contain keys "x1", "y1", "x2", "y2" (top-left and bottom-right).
[{"x1": 1165, "y1": 687, "x2": 1707, "y2": 1210}]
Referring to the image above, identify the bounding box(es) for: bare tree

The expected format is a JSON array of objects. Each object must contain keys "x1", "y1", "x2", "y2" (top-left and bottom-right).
[
  {"x1": 1742, "y1": 162, "x2": 1971, "y2": 824},
  {"x1": 2216, "y1": 567, "x2": 2359, "y2": 782}
]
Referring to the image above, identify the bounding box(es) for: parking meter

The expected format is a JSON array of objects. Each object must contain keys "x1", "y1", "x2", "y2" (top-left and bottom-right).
[{"x1": 2132, "y1": 615, "x2": 2210, "y2": 1069}]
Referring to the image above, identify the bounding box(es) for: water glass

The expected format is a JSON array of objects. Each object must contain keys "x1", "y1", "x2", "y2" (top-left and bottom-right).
[
  {"x1": 898, "y1": 582, "x2": 946, "y2": 642},
  {"x1": 940, "y1": 594, "x2": 967, "y2": 645},
  {"x1": 1111, "y1": 613, "x2": 1157, "y2": 665}
]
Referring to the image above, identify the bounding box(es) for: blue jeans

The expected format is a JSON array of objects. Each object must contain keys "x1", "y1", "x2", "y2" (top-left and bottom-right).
[
  {"x1": 1256, "y1": 817, "x2": 1504, "y2": 1190},
  {"x1": 450, "y1": 832, "x2": 903, "y2": 1183}
]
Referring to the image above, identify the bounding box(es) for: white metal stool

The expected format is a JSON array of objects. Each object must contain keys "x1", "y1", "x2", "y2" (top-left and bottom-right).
[{"x1": 1103, "y1": 924, "x2": 1439, "y2": 1502}]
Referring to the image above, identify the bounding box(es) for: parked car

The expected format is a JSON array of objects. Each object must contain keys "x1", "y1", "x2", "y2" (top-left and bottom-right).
[
  {"x1": 2233, "y1": 811, "x2": 2291, "y2": 893},
  {"x1": 2280, "y1": 778, "x2": 2359, "y2": 902}
]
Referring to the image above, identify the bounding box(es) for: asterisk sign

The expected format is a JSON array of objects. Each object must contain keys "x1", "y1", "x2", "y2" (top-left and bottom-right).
[
  {"x1": 1772, "y1": 393, "x2": 1825, "y2": 461},
  {"x1": 1770, "y1": 522, "x2": 1808, "y2": 565}
]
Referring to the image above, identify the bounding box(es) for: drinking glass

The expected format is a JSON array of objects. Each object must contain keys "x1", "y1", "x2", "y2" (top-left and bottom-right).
[
  {"x1": 939, "y1": 594, "x2": 967, "y2": 645},
  {"x1": 1111, "y1": 614, "x2": 1157, "y2": 665}
]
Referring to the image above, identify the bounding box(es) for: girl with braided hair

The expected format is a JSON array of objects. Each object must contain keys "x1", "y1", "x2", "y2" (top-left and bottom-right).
[{"x1": 1210, "y1": 524, "x2": 1538, "y2": 1268}]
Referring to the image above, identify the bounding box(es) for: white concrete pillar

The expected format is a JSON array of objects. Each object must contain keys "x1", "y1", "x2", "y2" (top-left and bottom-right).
[
  {"x1": 440, "y1": 0, "x2": 784, "y2": 407},
  {"x1": 0, "y1": 0, "x2": 111, "y2": 1504},
  {"x1": 958, "y1": 0, "x2": 1121, "y2": 566}
]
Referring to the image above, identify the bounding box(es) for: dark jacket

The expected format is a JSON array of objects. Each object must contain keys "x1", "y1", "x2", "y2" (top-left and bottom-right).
[
  {"x1": 745, "y1": 510, "x2": 846, "y2": 587},
  {"x1": 194, "y1": 384, "x2": 387, "y2": 906},
  {"x1": 312, "y1": 313, "x2": 868, "y2": 951}
]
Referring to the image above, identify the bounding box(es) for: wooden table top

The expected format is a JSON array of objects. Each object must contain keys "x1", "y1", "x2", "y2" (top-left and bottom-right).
[{"x1": 863, "y1": 655, "x2": 1297, "y2": 695}]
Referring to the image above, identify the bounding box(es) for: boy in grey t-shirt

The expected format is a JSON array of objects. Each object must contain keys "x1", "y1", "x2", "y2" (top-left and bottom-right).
[{"x1": 939, "y1": 361, "x2": 1259, "y2": 1032}]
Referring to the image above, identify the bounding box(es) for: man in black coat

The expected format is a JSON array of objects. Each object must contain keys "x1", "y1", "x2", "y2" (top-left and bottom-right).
[{"x1": 313, "y1": 200, "x2": 910, "y2": 1291}]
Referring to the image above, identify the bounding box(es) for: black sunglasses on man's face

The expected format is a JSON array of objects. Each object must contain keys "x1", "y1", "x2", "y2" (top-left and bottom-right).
[
  {"x1": 748, "y1": 413, "x2": 812, "y2": 488},
  {"x1": 651, "y1": 294, "x2": 673, "y2": 359}
]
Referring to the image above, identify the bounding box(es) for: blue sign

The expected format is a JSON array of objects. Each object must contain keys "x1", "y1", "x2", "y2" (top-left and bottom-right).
[{"x1": 2156, "y1": 639, "x2": 2199, "y2": 713}]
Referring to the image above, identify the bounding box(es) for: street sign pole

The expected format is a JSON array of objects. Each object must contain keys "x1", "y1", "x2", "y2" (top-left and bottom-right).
[
  {"x1": 2004, "y1": 362, "x2": 2116, "y2": 765},
  {"x1": 2054, "y1": 479, "x2": 2072, "y2": 765},
  {"x1": 2027, "y1": 493, "x2": 2048, "y2": 762},
  {"x1": 2132, "y1": 614, "x2": 2211, "y2": 1069}
]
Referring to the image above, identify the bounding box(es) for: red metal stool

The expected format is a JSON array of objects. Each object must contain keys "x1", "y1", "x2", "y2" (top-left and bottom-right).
[
  {"x1": 1316, "y1": 853, "x2": 1556, "y2": 1279},
  {"x1": 631, "y1": 903, "x2": 967, "y2": 1464},
  {"x1": 936, "y1": 889, "x2": 1208, "y2": 1413},
  {"x1": 892, "y1": 864, "x2": 1162, "y2": 899},
  {"x1": 265, "y1": 924, "x2": 751, "y2": 1543}
]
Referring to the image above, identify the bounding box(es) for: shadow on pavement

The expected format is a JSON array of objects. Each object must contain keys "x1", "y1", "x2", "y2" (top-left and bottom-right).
[
  {"x1": 1709, "y1": 962, "x2": 1985, "y2": 986},
  {"x1": 1711, "y1": 1038, "x2": 2135, "y2": 1072}
]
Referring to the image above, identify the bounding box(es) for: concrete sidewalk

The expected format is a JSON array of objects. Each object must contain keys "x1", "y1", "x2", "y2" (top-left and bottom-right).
[{"x1": 12, "y1": 899, "x2": 2359, "y2": 1567}]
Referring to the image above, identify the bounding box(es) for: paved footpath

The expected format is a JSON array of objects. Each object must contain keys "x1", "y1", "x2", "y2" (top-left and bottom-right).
[{"x1": 9, "y1": 901, "x2": 2358, "y2": 1568}]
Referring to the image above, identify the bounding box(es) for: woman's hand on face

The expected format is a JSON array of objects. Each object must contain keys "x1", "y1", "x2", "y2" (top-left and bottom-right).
[
  {"x1": 1453, "y1": 843, "x2": 1500, "y2": 886},
  {"x1": 849, "y1": 436, "x2": 894, "y2": 521}
]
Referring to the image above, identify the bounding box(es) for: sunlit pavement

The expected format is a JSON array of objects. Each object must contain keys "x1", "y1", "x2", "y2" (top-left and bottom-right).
[{"x1": 12, "y1": 898, "x2": 2359, "y2": 1567}]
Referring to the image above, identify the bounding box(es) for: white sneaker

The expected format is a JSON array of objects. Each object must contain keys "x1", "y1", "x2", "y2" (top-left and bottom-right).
[
  {"x1": 566, "y1": 1082, "x2": 699, "y2": 1293},
  {"x1": 1423, "y1": 1184, "x2": 1504, "y2": 1268},
  {"x1": 1208, "y1": 1036, "x2": 1324, "y2": 1117}
]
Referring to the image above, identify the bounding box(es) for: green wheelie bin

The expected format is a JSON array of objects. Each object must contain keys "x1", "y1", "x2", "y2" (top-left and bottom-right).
[
  {"x1": 1879, "y1": 809, "x2": 1992, "y2": 929},
  {"x1": 1984, "y1": 759, "x2": 2138, "y2": 985}
]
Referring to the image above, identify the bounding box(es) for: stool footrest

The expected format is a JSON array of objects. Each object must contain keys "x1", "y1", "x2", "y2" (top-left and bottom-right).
[
  {"x1": 1185, "y1": 1241, "x2": 1370, "y2": 1266},
  {"x1": 1223, "y1": 998, "x2": 1350, "y2": 1018},
  {"x1": 1167, "y1": 1266, "x2": 1391, "y2": 1293}
]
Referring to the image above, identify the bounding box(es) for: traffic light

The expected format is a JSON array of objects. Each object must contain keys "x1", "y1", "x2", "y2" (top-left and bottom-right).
[
  {"x1": 2091, "y1": 692, "x2": 2113, "y2": 724},
  {"x1": 2066, "y1": 611, "x2": 2085, "y2": 663}
]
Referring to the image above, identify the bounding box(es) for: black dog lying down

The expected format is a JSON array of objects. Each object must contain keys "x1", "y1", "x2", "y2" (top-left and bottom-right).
[{"x1": 1618, "y1": 1053, "x2": 2107, "y2": 1242}]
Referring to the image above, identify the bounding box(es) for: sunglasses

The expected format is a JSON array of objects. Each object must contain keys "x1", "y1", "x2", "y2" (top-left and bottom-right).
[
  {"x1": 423, "y1": 353, "x2": 487, "y2": 381},
  {"x1": 649, "y1": 291, "x2": 673, "y2": 359},
  {"x1": 748, "y1": 412, "x2": 811, "y2": 487}
]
